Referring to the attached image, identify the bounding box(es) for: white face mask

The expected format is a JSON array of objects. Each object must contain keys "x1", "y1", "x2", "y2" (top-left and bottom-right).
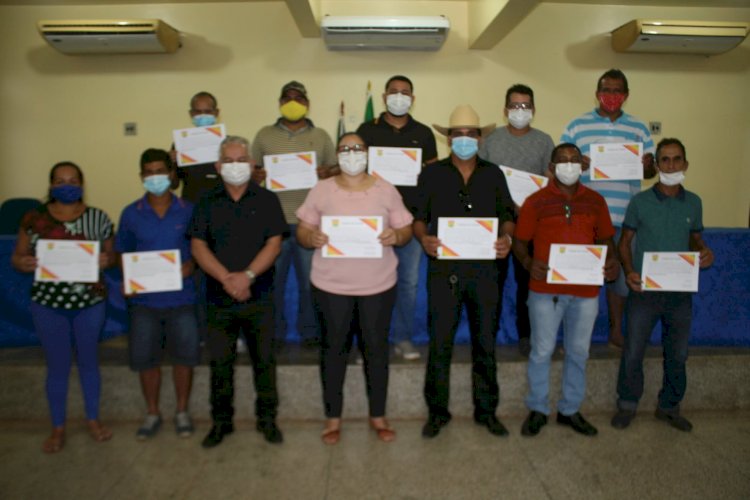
[
  {"x1": 658, "y1": 169, "x2": 685, "y2": 186},
  {"x1": 220, "y1": 162, "x2": 251, "y2": 186},
  {"x1": 338, "y1": 151, "x2": 368, "y2": 176},
  {"x1": 507, "y1": 109, "x2": 533, "y2": 129},
  {"x1": 555, "y1": 162, "x2": 582, "y2": 186},
  {"x1": 386, "y1": 93, "x2": 412, "y2": 117}
]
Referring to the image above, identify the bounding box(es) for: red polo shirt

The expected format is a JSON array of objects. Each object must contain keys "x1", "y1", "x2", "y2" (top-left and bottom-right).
[{"x1": 515, "y1": 181, "x2": 615, "y2": 298}]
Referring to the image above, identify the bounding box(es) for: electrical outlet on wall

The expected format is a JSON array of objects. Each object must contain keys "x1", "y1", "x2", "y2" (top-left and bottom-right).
[
  {"x1": 124, "y1": 122, "x2": 137, "y2": 136},
  {"x1": 649, "y1": 121, "x2": 661, "y2": 135}
]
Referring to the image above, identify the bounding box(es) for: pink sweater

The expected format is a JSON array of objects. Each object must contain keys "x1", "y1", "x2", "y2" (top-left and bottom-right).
[{"x1": 296, "y1": 177, "x2": 413, "y2": 296}]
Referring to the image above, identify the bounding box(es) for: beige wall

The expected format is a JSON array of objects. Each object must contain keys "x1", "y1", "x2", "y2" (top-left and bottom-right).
[{"x1": 1, "y1": 1, "x2": 748, "y2": 227}]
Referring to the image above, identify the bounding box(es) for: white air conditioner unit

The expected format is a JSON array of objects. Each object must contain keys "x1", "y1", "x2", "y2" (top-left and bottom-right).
[
  {"x1": 38, "y1": 19, "x2": 181, "y2": 54},
  {"x1": 611, "y1": 19, "x2": 749, "y2": 55},
  {"x1": 321, "y1": 15, "x2": 450, "y2": 51}
]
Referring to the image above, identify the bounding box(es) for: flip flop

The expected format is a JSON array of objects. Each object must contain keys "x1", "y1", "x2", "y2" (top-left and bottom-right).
[
  {"x1": 42, "y1": 429, "x2": 65, "y2": 454},
  {"x1": 369, "y1": 419, "x2": 396, "y2": 443},
  {"x1": 321, "y1": 427, "x2": 341, "y2": 445},
  {"x1": 87, "y1": 421, "x2": 113, "y2": 443}
]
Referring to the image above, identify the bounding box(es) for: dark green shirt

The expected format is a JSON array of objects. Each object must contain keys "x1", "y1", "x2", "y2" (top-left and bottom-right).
[{"x1": 623, "y1": 184, "x2": 703, "y2": 273}]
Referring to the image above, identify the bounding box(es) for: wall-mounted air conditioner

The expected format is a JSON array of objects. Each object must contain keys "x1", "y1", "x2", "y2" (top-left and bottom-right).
[
  {"x1": 321, "y1": 16, "x2": 450, "y2": 51},
  {"x1": 38, "y1": 19, "x2": 181, "y2": 54},
  {"x1": 611, "y1": 19, "x2": 749, "y2": 55}
]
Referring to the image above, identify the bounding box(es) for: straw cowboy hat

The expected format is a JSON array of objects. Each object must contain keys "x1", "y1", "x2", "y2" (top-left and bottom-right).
[{"x1": 433, "y1": 104, "x2": 496, "y2": 137}]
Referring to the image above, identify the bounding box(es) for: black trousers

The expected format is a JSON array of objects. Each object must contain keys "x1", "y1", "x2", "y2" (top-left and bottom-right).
[
  {"x1": 424, "y1": 260, "x2": 508, "y2": 419},
  {"x1": 313, "y1": 286, "x2": 397, "y2": 418},
  {"x1": 206, "y1": 300, "x2": 278, "y2": 424}
]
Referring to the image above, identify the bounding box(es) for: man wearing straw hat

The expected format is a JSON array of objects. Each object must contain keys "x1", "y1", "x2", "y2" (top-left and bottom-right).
[{"x1": 414, "y1": 104, "x2": 515, "y2": 438}]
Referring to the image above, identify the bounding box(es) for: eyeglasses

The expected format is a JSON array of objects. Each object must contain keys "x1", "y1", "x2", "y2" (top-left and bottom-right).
[
  {"x1": 459, "y1": 190, "x2": 473, "y2": 212},
  {"x1": 564, "y1": 204, "x2": 571, "y2": 224},
  {"x1": 506, "y1": 102, "x2": 533, "y2": 110},
  {"x1": 337, "y1": 145, "x2": 367, "y2": 153}
]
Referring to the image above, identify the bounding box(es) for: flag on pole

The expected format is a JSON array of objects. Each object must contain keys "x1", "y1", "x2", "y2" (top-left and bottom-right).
[
  {"x1": 337, "y1": 101, "x2": 346, "y2": 139},
  {"x1": 364, "y1": 81, "x2": 374, "y2": 123}
]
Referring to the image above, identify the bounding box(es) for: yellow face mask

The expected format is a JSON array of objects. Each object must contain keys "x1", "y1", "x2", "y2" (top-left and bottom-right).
[{"x1": 280, "y1": 101, "x2": 308, "y2": 122}]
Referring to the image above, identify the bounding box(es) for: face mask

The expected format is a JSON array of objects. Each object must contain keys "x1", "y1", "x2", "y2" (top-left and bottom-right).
[
  {"x1": 554, "y1": 162, "x2": 582, "y2": 186},
  {"x1": 280, "y1": 101, "x2": 308, "y2": 122},
  {"x1": 220, "y1": 162, "x2": 251, "y2": 186},
  {"x1": 451, "y1": 136, "x2": 479, "y2": 160},
  {"x1": 50, "y1": 184, "x2": 83, "y2": 204},
  {"x1": 386, "y1": 93, "x2": 412, "y2": 117},
  {"x1": 192, "y1": 114, "x2": 216, "y2": 127},
  {"x1": 658, "y1": 169, "x2": 685, "y2": 186},
  {"x1": 338, "y1": 151, "x2": 368, "y2": 176},
  {"x1": 507, "y1": 109, "x2": 533, "y2": 129},
  {"x1": 143, "y1": 174, "x2": 171, "y2": 195},
  {"x1": 597, "y1": 93, "x2": 627, "y2": 113}
]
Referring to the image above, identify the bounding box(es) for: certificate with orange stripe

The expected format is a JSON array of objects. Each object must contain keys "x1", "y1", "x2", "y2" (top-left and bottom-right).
[
  {"x1": 499, "y1": 166, "x2": 548, "y2": 207},
  {"x1": 546, "y1": 244, "x2": 608, "y2": 286},
  {"x1": 641, "y1": 252, "x2": 699, "y2": 292},
  {"x1": 589, "y1": 142, "x2": 643, "y2": 181},
  {"x1": 35, "y1": 239, "x2": 100, "y2": 283},
  {"x1": 122, "y1": 250, "x2": 183, "y2": 295},
  {"x1": 264, "y1": 151, "x2": 318, "y2": 192},
  {"x1": 321, "y1": 216, "x2": 383, "y2": 258},
  {"x1": 173, "y1": 124, "x2": 226, "y2": 167},
  {"x1": 367, "y1": 147, "x2": 421, "y2": 186},
  {"x1": 437, "y1": 217, "x2": 498, "y2": 260}
]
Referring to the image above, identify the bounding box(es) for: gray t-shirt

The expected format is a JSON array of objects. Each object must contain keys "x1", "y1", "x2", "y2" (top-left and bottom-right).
[{"x1": 479, "y1": 126, "x2": 555, "y2": 176}]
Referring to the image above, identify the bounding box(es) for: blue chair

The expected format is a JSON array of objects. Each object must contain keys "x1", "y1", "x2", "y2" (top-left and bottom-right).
[{"x1": 0, "y1": 198, "x2": 42, "y2": 235}]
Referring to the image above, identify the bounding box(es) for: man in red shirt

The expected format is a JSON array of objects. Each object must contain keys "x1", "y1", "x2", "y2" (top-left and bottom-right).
[{"x1": 513, "y1": 143, "x2": 619, "y2": 437}]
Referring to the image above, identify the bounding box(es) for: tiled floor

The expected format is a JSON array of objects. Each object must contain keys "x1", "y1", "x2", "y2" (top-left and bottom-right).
[{"x1": 1, "y1": 411, "x2": 749, "y2": 500}]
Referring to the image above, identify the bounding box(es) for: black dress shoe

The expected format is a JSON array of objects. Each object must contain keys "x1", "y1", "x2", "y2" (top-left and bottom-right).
[
  {"x1": 521, "y1": 411, "x2": 548, "y2": 437},
  {"x1": 422, "y1": 414, "x2": 451, "y2": 438},
  {"x1": 474, "y1": 414, "x2": 509, "y2": 437},
  {"x1": 611, "y1": 409, "x2": 636, "y2": 429},
  {"x1": 556, "y1": 412, "x2": 598, "y2": 436},
  {"x1": 256, "y1": 420, "x2": 284, "y2": 444},
  {"x1": 655, "y1": 408, "x2": 692, "y2": 432},
  {"x1": 201, "y1": 423, "x2": 234, "y2": 448}
]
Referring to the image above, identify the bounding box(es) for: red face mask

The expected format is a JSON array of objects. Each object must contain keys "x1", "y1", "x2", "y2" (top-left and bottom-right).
[{"x1": 597, "y1": 92, "x2": 626, "y2": 113}]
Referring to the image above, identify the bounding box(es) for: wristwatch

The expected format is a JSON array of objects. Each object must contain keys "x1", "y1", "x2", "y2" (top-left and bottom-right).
[{"x1": 244, "y1": 269, "x2": 256, "y2": 284}]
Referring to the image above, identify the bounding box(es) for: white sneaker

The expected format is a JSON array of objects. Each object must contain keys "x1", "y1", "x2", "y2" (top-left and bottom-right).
[
  {"x1": 394, "y1": 340, "x2": 421, "y2": 361},
  {"x1": 236, "y1": 338, "x2": 248, "y2": 354}
]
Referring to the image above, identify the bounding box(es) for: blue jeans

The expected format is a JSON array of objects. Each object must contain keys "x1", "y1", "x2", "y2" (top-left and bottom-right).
[
  {"x1": 128, "y1": 304, "x2": 200, "y2": 371},
  {"x1": 31, "y1": 301, "x2": 106, "y2": 427},
  {"x1": 273, "y1": 224, "x2": 318, "y2": 342},
  {"x1": 526, "y1": 292, "x2": 599, "y2": 416},
  {"x1": 617, "y1": 291, "x2": 692, "y2": 413},
  {"x1": 390, "y1": 237, "x2": 422, "y2": 344}
]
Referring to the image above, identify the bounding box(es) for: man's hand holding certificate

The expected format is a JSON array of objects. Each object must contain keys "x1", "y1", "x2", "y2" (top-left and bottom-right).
[
  {"x1": 546, "y1": 244, "x2": 608, "y2": 285},
  {"x1": 641, "y1": 252, "x2": 700, "y2": 292},
  {"x1": 173, "y1": 124, "x2": 226, "y2": 167},
  {"x1": 499, "y1": 166, "x2": 548, "y2": 207},
  {"x1": 35, "y1": 239, "x2": 100, "y2": 283},
  {"x1": 264, "y1": 151, "x2": 318, "y2": 191},
  {"x1": 368, "y1": 147, "x2": 422, "y2": 187},
  {"x1": 589, "y1": 142, "x2": 643, "y2": 181},
  {"x1": 122, "y1": 250, "x2": 183, "y2": 295},
  {"x1": 437, "y1": 217, "x2": 498, "y2": 260},
  {"x1": 321, "y1": 216, "x2": 383, "y2": 258}
]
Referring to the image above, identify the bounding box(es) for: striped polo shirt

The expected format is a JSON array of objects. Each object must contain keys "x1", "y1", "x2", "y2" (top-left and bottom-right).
[
  {"x1": 560, "y1": 109, "x2": 654, "y2": 226},
  {"x1": 251, "y1": 119, "x2": 337, "y2": 224}
]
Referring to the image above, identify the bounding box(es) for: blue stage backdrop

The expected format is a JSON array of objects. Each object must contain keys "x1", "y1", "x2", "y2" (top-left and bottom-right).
[{"x1": 1, "y1": 229, "x2": 748, "y2": 348}]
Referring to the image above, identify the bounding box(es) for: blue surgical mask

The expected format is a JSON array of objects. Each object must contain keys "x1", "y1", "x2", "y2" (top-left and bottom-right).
[
  {"x1": 192, "y1": 114, "x2": 217, "y2": 127},
  {"x1": 143, "y1": 174, "x2": 171, "y2": 195},
  {"x1": 50, "y1": 184, "x2": 83, "y2": 204},
  {"x1": 451, "y1": 136, "x2": 479, "y2": 160}
]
